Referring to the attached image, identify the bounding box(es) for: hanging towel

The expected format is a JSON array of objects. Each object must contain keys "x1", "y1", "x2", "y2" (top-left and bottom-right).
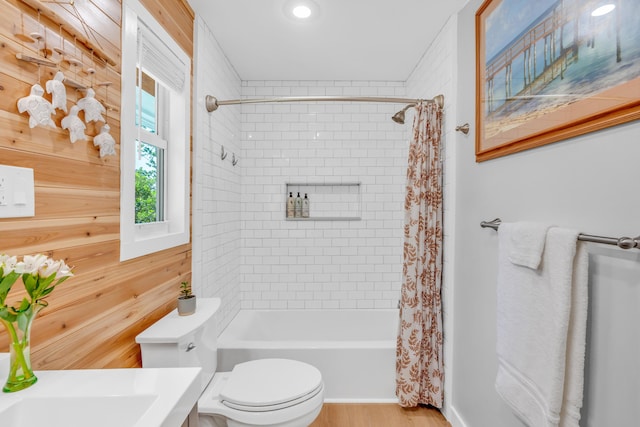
[
  {"x1": 501, "y1": 222, "x2": 552, "y2": 269},
  {"x1": 495, "y1": 225, "x2": 588, "y2": 427},
  {"x1": 559, "y1": 240, "x2": 588, "y2": 427}
]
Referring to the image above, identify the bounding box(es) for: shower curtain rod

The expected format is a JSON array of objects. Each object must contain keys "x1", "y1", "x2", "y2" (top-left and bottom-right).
[
  {"x1": 205, "y1": 94, "x2": 444, "y2": 113},
  {"x1": 481, "y1": 218, "x2": 640, "y2": 250}
]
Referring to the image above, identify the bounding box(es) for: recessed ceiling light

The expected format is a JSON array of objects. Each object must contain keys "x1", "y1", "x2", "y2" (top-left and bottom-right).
[
  {"x1": 283, "y1": 0, "x2": 319, "y2": 21},
  {"x1": 591, "y1": 4, "x2": 615, "y2": 16},
  {"x1": 292, "y1": 5, "x2": 312, "y2": 19}
]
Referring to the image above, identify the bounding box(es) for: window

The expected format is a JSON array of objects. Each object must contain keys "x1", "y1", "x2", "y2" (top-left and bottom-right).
[
  {"x1": 135, "y1": 71, "x2": 165, "y2": 224},
  {"x1": 120, "y1": 0, "x2": 190, "y2": 261}
]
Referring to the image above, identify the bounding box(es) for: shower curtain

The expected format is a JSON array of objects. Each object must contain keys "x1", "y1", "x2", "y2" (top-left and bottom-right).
[{"x1": 395, "y1": 100, "x2": 444, "y2": 408}]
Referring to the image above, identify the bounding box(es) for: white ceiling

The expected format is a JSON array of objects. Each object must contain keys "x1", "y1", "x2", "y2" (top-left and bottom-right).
[{"x1": 188, "y1": 0, "x2": 469, "y2": 81}]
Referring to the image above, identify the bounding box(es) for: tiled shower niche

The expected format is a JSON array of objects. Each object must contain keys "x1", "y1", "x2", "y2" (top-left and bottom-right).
[{"x1": 285, "y1": 182, "x2": 361, "y2": 221}]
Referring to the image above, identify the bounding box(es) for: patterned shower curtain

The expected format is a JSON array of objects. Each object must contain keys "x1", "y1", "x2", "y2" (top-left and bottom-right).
[{"x1": 395, "y1": 100, "x2": 444, "y2": 408}]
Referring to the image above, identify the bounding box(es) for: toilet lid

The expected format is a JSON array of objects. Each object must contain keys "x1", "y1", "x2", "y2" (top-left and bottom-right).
[{"x1": 220, "y1": 359, "x2": 323, "y2": 411}]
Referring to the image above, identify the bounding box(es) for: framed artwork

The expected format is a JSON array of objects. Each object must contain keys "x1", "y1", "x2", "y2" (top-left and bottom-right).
[{"x1": 475, "y1": 0, "x2": 640, "y2": 161}]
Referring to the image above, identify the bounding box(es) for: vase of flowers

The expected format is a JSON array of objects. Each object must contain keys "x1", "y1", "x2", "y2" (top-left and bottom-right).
[
  {"x1": 0, "y1": 254, "x2": 73, "y2": 393},
  {"x1": 177, "y1": 281, "x2": 196, "y2": 316}
]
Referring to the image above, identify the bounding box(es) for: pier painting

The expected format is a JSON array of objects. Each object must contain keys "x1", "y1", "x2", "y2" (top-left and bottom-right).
[{"x1": 476, "y1": 0, "x2": 640, "y2": 161}]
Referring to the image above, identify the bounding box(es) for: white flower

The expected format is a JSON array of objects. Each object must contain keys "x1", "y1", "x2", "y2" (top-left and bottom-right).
[
  {"x1": 0, "y1": 254, "x2": 18, "y2": 276},
  {"x1": 39, "y1": 259, "x2": 62, "y2": 278},
  {"x1": 22, "y1": 254, "x2": 48, "y2": 275},
  {"x1": 55, "y1": 261, "x2": 74, "y2": 279},
  {"x1": 1, "y1": 254, "x2": 75, "y2": 316},
  {"x1": 13, "y1": 261, "x2": 27, "y2": 274}
]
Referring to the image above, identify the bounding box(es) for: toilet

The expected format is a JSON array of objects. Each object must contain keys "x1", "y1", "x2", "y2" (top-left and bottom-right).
[{"x1": 135, "y1": 298, "x2": 324, "y2": 427}]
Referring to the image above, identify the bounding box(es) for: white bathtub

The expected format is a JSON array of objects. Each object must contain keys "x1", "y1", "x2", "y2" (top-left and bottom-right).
[{"x1": 217, "y1": 309, "x2": 399, "y2": 402}]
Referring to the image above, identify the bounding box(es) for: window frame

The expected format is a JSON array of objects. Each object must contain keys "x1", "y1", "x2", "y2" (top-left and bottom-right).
[{"x1": 120, "y1": 0, "x2": 191, "y2": 261}]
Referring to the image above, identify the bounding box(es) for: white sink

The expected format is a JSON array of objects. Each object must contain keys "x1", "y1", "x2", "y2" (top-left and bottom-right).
[
  {"x1": 0, "y1": 353, "x2": 201, "y2": 427},
  {"x1": 3, "y1": 395, "x2": 158, "y2": 426}
]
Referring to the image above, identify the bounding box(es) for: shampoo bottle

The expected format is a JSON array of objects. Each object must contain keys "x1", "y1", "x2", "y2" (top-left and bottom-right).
[
  {"x1": 302, "y1": 193, "x2": 310, "y2": 218},
  {"x1": 286, "y1": 192, "x2": 294, "y2": 218},
  {"x1": 294, "y1": 192, "x2": 302, "y2": 218}
]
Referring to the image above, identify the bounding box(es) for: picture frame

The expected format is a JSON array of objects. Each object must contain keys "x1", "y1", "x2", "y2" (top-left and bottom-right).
[{"x1": 475, "y1": 0, "x2": 640, "y2": 162}]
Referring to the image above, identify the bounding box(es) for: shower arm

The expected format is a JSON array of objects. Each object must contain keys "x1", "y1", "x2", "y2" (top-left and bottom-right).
[{"x1": 205, "y1": 94, "x2": 444, "y2": 113}]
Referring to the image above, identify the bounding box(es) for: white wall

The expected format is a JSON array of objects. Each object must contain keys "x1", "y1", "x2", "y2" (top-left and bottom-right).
[
  {"x1": 405, "y1": 14, "x2": 459, "y2": 423},
  {"x1": 193, "y1": 17, "x2": 243, "y2": 331},
  {"x1": 452, "y1": 1, "x2": 640, "y2": 425},
  {"x1": 240, "y1": 80, "x2": 410, "y2": 309}
]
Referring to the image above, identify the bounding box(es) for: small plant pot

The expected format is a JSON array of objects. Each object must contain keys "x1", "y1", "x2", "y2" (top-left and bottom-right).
[{"x1": 177, "y1": 295, "x2": 196, "y2": 316}]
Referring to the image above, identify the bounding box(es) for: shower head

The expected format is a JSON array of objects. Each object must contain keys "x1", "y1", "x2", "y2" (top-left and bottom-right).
[
  {"x1": 391, "y1": 110, "x2": 406, "y2": 124},
  {"x1": 391, "y1": 103, "x2": 416, "y2": 124}
]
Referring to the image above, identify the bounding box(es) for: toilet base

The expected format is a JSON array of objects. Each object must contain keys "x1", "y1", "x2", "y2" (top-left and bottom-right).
[
  {"x1": 198, "y1": 372, "x2": 324, "y2": 427},
  {"x1": 199, "y1": 403, "x2": 322, "y2": 427},
  {"x1": 198, "y1": 413, "x2": 227, "y2": 427}
]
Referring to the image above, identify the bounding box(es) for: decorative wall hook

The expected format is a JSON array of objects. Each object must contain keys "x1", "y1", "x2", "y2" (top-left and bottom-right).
[
  {"x1": 220, "y1": 146, "x2": 228, "y2": 160},
  {"x1": 232, "y1": 153, "x2": 238, "y2": 166}
]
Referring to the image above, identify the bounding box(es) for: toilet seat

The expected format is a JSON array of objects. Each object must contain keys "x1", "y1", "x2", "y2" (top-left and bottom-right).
[
  {"x1": 220, "y1": 359, "x2": 323, "y2": 411},
  {"x1": 198, "y1": 359, "x2": 325, "y2": 426},
  {"x1": 222, "y1": 383, "x2": 323, "y2": 412}
]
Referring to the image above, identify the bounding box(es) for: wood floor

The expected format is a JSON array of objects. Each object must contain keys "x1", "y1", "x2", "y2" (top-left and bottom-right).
[{"x1": 310, "y1": 404, "x2": 451, "y2": 427}]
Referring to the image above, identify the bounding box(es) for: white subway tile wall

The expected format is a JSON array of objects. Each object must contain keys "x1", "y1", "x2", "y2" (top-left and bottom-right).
[
  {"x1": 240, "y1": 80, "x2": 410, "y2": 310},
  {"x1": 193, "y1": 17, "x2": 243, "y2": 331},
  {"x1": 194, "y1": 20, "x2": 457, "y2": 409}
]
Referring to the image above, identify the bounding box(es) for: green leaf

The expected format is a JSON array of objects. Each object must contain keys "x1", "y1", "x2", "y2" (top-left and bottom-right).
[
  {"x1": 0, "y1": 271, "x2": 20, "y2": 305},
  {"x1": 18, "y1": 298, "x2": 30, "y2": 312},
  {"x1": 39, "y1": 287, "x2": 55, "y2": 298},
  {"x1": 33, "y1": 273, "x2": 57, "y2": 298},
  {"x1": 16, "y1": 310, "x2": 29, "y2": 332},
  {"x1": 22, "y1": 274, "x2": 37, "y2": 297},
  {"x1": 0, "y1": 307, "x2": 17, "y2": 323}
]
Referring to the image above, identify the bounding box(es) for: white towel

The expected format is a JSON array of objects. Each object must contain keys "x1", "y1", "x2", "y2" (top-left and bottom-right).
[
  {"x1": 501, "y1": 222, "x2": 552, "y2": 269},
  {"x1": 495, "y1": 226, "x2": 589, "y2": 427},
  {"x1": 559, "y1": 240, "x2": 588, "y2": 427}
]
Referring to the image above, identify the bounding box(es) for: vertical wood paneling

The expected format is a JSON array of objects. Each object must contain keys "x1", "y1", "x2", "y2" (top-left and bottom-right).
[{"x1": 0, "y1": 0, "x2": 194, "y2": 369}]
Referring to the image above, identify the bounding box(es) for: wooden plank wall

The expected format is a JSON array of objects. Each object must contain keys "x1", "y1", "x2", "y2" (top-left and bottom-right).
[{"x1": 0, "y1": 0, "x2": 194, "y2": 369}]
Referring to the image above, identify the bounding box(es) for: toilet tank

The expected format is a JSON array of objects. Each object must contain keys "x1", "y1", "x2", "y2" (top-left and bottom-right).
[{"x1": 136, "y1": 297, "x2": 221, "y2": 393}]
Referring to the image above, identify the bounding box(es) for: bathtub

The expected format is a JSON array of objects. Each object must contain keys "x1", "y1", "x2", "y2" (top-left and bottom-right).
[{"x1": 217, "y1": 309, "x2": 399, "y2": 402}]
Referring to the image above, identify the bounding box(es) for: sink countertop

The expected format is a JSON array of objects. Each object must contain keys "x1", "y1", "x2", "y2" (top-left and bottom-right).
[{"x1": 0, "y1": 353, "x2": 201, "y2": 427}]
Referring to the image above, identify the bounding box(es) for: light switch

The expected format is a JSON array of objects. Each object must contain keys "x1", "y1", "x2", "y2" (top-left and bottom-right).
[
  {"x1": 14, "y1": 191, "x2": 27, "y2": 205},
  {"x1": 0, "y1": 165, "x2": 34, "y2": 218}
]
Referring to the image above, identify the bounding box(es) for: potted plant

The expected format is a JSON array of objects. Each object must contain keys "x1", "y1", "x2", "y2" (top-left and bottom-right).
[{"x1": 177, "y1": 281, "x2": 196, "y2": 316}]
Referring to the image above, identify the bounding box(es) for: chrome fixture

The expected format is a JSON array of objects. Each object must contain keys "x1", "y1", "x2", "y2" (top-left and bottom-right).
[
  {"x1": 205, "y1": 94, "x2": 444, "y2": 124},
  {"x1": 456, "y1": 123, "x2": 470, "y2": 134},
  {"x1": 391, "y1": 104, "x2": 416, "y2": 124},
  {"x1": 481, "y1": 218, "x2": 640, "y2": 250}
]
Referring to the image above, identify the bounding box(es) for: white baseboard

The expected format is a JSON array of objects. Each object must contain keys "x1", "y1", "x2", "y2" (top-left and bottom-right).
[{"x1": 446, "y1": 405, "x2": 469, "y2": 427}]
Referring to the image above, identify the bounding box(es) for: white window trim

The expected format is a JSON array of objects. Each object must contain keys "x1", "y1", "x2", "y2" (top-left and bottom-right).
[{"x1": 120, "y1": 0, "x2": 191, "y2": 261}]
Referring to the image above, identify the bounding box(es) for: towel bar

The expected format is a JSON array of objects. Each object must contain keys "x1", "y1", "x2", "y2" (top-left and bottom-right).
[{"x1": 480, "y1": 218, "x2": 640, "y2": 250}]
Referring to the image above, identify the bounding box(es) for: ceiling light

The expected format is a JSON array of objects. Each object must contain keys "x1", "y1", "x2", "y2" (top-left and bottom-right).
[
  {"x1": 283, "y1": 0, "x2": 319, "y2": 22},
  {"x1": 591, "y1": 4, "x2": 615, "y2": 16},
  {"x1": 292, "y1": 5, "x2": 311, "y2": 19}
]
